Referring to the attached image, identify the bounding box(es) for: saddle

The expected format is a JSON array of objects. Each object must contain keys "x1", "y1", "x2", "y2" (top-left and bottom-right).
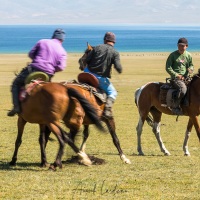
[
  {"x1": 61, "y1": 72, "x2": 107, "y2": 103},
  {"x1": 19, "y1": 80, "x2": 46, "y2": 102},
  {"x1": 19, "y1": 72, "x2": 49, "y2": 102},
  {"x1": 159, "y1": 78, "x2": 190, "y2": 108}
]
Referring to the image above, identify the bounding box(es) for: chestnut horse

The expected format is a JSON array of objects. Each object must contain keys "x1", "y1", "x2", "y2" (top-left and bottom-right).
[
  {"x1": 135, "y1": 73, "x2": 200, "y2": 156},
  {"x1": 59, "y1": 43, "x2": 131, "y2": 164},
  {"x1": 9, "y1": 82, "x2": 105, "y2": 170},
  {"x1": 62, "y1": 82, "x2": 130, "y2": 164}
]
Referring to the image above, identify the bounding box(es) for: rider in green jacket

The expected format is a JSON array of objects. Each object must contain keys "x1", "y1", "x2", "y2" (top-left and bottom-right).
[{"x1": 166, "y1": 37, "x2": 194, "y2": 115}]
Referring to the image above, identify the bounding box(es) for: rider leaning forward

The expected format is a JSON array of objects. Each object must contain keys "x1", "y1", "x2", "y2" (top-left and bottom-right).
[
  {"x1": 83, "y1": 32, "x2": 122, "y2": 119},
  {"x1": 165, "y1": 37, "x2": 194, "y2": 115},
  {"x1": 7, "y1": 29, "x2": 67, "y2": 117}
]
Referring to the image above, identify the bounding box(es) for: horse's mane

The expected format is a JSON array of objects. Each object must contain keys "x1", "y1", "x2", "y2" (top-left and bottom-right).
[
  {"x1": 190, "y1": 69, "x2": 200, "y2": 84},
  {"x1": 84, "y1": 48, "x2": 93, "y2": 53}
]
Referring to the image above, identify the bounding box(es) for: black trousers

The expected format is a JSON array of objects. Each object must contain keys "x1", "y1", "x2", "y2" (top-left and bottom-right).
[{"x1": 10, "y1": 65, "x2": 52, "y2": 107}]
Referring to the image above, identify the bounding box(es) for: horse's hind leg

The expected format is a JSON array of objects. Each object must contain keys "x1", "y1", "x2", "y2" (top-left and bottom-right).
[
  {"x1": 47, "y1": 123, "x2": 66, "y2": 170},
  {"x1": 105, "y1": 118, "x2": 131, "y2": 164},
  {"x1": 183, "y1": 118, "x2": 193, "y2": 156},
  {"x1": 47, "y1": 123, "x2": 90, "y2": 170},
  {"x1": 39, "y1": 125, "x2": 51, "y2": 167},
  {"x1": 48, "y1": 124, "x2": 90, "y2": 170},
  {"x1": 150, "y1": 109, "x2": 170, "y2": 156},
  {"x1": 10, "y1": 117, "x2": 27, "y2": 166},
  {"x1": 136, "y1": 116, "x2": 145, "y2": 155},
  {"x1": 68, "y1": 128, "x2": 92, "y2": 166},
  {"x1": 62, "y1": 121, "x2": 92, "y2": 166}
]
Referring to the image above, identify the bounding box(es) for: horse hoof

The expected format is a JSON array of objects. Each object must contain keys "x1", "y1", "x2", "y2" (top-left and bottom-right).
[
  {"x1": 59, "y1": 164, "x2": 63, "y2": 169},
  {"x1": 120, "y1": 155, "x2": 131, "y2": 164},
  {"x1": 40, "y1": 162, "x2": 49, "y2": 168},
  {"x1": 9, "y1": 161, "x2": 16, "y2": 166},
  {"x1": 124, "y1": 158, "x2": 131, "y2": 164},
  {"x1": 126, "y1": 159, "x2": 131, "y2": 164},
  {"x1": 48, "y1": 165, "x2": 56, "y2": 171},
  {"x1": 184, "y1": 153, "x2": 191, "y2": 156},
  {"x1": 78, "y1": 151, "x2": 92, "y2": 166},
  {"x1": 138, "y1": 153, "x2": 145, "y2": 156},
  {"x1": 164, "y1": 152, "x2": 171, "y2": 156}
]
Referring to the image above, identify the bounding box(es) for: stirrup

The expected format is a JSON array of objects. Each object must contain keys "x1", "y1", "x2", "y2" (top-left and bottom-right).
[{"x1": 171, "y1": 107, "x2": 183, "y2": 116}]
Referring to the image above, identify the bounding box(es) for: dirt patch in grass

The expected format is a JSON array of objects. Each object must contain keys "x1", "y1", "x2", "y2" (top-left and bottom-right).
[{"x1": 64, "y1": 155, "x2": 106, "y2": 165}]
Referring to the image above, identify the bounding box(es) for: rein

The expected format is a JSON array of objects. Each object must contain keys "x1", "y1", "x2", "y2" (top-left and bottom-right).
[{"x1": 195, "y1": 74, "x2": 200, "y2": 79}]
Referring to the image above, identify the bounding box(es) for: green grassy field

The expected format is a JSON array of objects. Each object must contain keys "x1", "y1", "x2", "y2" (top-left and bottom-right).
[{"x1": 0, "y1": 53, "x2": 200, "y2": 200}]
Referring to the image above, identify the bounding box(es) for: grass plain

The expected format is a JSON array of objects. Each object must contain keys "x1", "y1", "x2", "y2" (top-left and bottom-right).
[{"x1": 0, "y1": 53, "x2": 200, "y2": 200}]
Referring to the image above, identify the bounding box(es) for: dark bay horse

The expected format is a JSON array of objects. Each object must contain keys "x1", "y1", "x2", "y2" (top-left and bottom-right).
[
  {"x1": 9, "y1": 82, "x2": 104, "y2": 170},
  {"x1": 135, "y1": 73, "x2": 200, "y2": 156},
  {"x1": 57, "y1": 43, "x2": 131, "y2": 164}
]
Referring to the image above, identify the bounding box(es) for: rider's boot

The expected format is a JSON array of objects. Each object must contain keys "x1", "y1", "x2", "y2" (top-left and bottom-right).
[
  {"x1": 102, "y1": 97, "x2": 115, "y2": 119},
  {"x1": 7, "y1": 88, "x2": 21, "y2": 117},
  {"x1": 7, "y1": 105, "x2": 21, "y2": 116},
  {"x1": 171, "y1": 97, "x2": 183, "y2": 116}
]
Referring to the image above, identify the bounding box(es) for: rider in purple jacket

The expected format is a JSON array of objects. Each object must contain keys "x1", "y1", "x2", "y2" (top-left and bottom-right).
[{"x1": 7, "y1": 29, "x2": 67, "y2": 116}]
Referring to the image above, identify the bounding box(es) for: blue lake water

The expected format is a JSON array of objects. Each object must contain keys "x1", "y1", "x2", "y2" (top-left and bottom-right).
[{"x1": 1, "y1": 24, "x2": 200, "y2": 53}]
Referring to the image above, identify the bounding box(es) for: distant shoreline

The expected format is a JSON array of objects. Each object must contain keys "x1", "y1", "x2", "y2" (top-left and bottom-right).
[{"x1": 1, "y1": 52, "x2": 200, "y2": 56}]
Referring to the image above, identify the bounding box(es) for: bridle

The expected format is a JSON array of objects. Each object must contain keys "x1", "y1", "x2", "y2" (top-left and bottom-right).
[
  {"x1": 78, "y1": 43, "x2": 93, "y2": 71},
  {"x1": 79, "y1": 52, "x2": 88, "y2": 71}
]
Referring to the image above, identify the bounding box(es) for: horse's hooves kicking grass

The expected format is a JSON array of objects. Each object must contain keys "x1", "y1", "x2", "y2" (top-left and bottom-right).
[{"x1": 64, "y1": 155, "x2": 106, "y2": 165}]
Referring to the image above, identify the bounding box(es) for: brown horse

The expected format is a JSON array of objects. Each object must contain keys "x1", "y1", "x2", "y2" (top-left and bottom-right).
[
  {"x1": 57, "y1": 43, "x2": 131, "y2": 164},
  {"x1": 135, "y1": 73, "x2": 200, "y2": 156},
  {"x1": 9, "y1": 82, "x2": 105, "y2": 170},
  {"x1": 61, "y1": 82, "x2": 130, "y2": 164}
]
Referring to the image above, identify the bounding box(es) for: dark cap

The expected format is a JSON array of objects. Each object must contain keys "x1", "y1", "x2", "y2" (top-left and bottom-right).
[
  {"x1": 177, "y1": 38, "x2": 188, "y2": 45},
  {"x1": 52, "y1": 29, "x2": 65, "y2": 41},
  {"x1": 104, "y1": 32, "x2": 116, "y2": 43}
]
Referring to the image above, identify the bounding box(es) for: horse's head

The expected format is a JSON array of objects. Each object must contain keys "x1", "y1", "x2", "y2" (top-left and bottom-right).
[{"x1": 78, "y1": 43, "x2": 93, "y2": 71}]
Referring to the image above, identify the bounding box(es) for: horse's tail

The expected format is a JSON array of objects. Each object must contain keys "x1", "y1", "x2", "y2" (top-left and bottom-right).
[
  {"x1": 67, "y1": 87, "x2": 105, "y2": 132},
  {"x1": 134, "y1": 88, "x2": 140, "y2": 106},
  {"x1": 134, "y1": 87, "x2": 154, "y2": 127}
]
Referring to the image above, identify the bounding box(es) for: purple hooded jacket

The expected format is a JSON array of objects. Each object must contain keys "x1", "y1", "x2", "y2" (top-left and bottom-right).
[{"x1": 29, "y1": 38, "x2": 67, "y2": 75}]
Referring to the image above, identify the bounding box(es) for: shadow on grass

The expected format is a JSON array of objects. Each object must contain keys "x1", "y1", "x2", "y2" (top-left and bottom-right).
[
  {"x1": 0, "y1": 161, "x2": 43, "y2": 171},
  {"x1": 131, "y1": 152, "x2": 177, "y2": 157}
]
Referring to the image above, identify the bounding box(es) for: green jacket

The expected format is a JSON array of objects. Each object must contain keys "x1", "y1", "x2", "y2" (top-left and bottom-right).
[{"x1": 166, "y1": 50, "x2": 194, "y2": 79}]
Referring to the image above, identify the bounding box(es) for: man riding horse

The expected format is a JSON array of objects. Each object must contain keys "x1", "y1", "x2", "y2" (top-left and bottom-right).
[
  {"x1": 82, "y1": 32, "x2": 122, "y2": 119},
  {"x1": 165, "y1": 37, "x2": 194, "y2": 115},
  {"x1": 7, "y1": 29, "x2": 67, "y2": 116}
]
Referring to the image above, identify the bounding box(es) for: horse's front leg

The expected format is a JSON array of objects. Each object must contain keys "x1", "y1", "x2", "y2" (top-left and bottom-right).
[
  {"x1": 183, "y1": 118, "x2": 193, "y2": 156},
  {"x1": 190, "y1": 116, "x2": 200, "y2": 142},
  {"x1": 150, "y1": 110, "x2": 170, "y2": 155},
  {"x1": 10, "y1": 117, "x2": 27, "y2": 166},
  {"x1": 105, "y1": 118, "x2": 131, "y2": 164},
  {"x1": 152, "y1": 122, "x2": 171, "y2": 156},
  {"x1": 39, "y1": 125, "x2": 51, "y2": 167}
]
